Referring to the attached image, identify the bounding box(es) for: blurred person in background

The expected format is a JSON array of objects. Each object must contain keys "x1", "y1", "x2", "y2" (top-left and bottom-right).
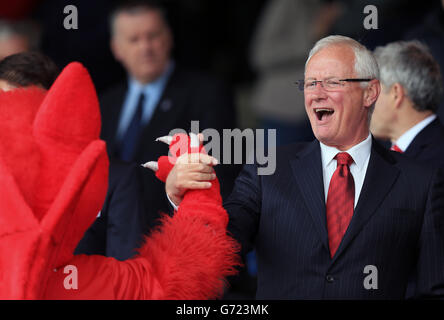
[
  {"x1": 404, "y1": 0, "x2": 444, "y2": 123},
  {"x1": 370, "y1": 40, "x2": 444, "y2": 298},
  {"x1": 371, "y1": 40, "x2": 444, "y2": 168},
  {"x1": 0, "y1": 19, "x2": 40, "y2": 60},
  {"x1": 100, "y1": 0, "x2": 240, "y2": 232}
]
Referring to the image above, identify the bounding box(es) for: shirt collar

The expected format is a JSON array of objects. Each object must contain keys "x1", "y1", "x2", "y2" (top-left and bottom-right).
[
  {"x1": 128, "y1": 60, "x2": 175, "y2": 95},
  {"x1": 320, "y1": 133, "x2": 372, "y2": 170},
  {"x1": 393, "y1": 114, "x2": 436, "y2": 152}
]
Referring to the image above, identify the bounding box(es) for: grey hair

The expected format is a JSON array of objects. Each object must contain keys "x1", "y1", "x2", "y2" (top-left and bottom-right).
[
  {"x1": 305, "y1": 35, "x2": 380, "y2": 119},
  {"x1": 109, "y1": 1, "x2": 169, "y2": 38},
  {"x1": 305, "y1": 35, "x2": 379, "y2": 83},
  {"x1": 374, "y1": 40, "x2": 443, "y2": 112}
]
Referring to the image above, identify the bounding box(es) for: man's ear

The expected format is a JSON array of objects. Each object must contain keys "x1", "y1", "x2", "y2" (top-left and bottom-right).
[
  {"x1": 390, "y1": 83, "x2": 405, "y2": 109},
  {"x1": 364, "y1": 79, "x2": 380, "y2": 108}
]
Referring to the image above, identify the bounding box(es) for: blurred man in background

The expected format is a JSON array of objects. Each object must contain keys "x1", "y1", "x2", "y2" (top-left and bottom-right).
[
  {"x1": 0, "y1": 19, "x2": 40, "y2": 60},
  {"x1": 100, "y1": 0, "x2": 240, "y2": 231},
  {"x1": 371, "y1": 40, "x2": 444, "y2": 168},
  {"x1": 403, "y1": 0, "x2": 444, "y2": 122}
]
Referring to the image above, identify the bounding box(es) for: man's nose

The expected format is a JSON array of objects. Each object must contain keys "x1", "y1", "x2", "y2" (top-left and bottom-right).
[{"x1": 138, "y1": 38, "x2": 153, "y2": 50}]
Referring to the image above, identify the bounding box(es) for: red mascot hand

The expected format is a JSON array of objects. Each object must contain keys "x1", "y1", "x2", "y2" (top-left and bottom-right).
[{"x1": 144, "y1": 133, "x2": 228, "y2": 229}]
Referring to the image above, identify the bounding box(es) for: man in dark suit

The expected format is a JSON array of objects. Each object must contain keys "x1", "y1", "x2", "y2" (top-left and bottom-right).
[
  {"x1": 370, "y1": 40, "x2": 444, "y2": 299},
  {"x1": 100, "y1": 1, "x2": 239, "y2": 219},
  {"x1": 165, "y1": 35, "x2": 444, "y2": 299},
  {"x1": 371, "y1": 40, "x2": 444, "y2": 168}
]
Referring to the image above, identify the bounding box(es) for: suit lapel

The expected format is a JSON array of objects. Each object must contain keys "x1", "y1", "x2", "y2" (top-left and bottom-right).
[
  {"x1": 404, "y1": 119, "x2": 438, "y2": 158},
  {"x1": 332, "y1": 140, "x2": 400, "y2": 262},
  {"x1": 290, "y1": 141, "x2": 329, "y2": 252}
]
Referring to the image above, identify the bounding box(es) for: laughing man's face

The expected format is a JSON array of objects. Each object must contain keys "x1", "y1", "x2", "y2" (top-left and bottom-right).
[{"x1": 304, "y1": 45, "x2": 375, "y2": 150}]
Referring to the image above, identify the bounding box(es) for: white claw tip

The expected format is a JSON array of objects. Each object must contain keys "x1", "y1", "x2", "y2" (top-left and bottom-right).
[
  {"x1": 156, "y1": 136, "x2": 173, "y2": 145},
  {"x1": 141, "y1": 161, "x2": 159, "y2": 172}
]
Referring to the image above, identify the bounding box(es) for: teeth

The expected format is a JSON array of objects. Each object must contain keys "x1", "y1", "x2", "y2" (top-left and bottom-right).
[{"x1": 315, "y1": 108, "x2": 333, "y2": 113}]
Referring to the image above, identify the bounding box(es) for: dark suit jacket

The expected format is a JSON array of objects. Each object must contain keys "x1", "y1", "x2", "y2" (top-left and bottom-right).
[
  {"x1": 403, "y1": 118, "x2": 444, "y2": 169},
  {"x1": 225, "y1": 138, "x2": 444, "y2": 299},
  {"x1": 100, "y1": 66, "x2": 241, "y2": 224},
  {"x1": 75, "y1": 161, "x2": 149, "y2": 260}
]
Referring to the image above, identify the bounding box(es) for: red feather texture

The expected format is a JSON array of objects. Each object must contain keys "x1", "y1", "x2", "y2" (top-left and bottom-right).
[
  {"x1": 0, "y1": 87, "x2": 44, "y2": 212},
  {"x1": 138, "y1": 133, "x2": 240, "y2": 299},
  {"x1": 0, "y1": 63, "x2": 108, "y2": 299}
]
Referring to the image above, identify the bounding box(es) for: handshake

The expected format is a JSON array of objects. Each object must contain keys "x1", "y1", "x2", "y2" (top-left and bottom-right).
[{"x1": 143, "y1": 132, "x2": 220, "y2": 209}]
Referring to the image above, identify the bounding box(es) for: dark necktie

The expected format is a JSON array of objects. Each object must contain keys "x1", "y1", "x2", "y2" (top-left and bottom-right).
[
  {"x1": 326, "y1": 152, "x2": 355, "y2": 258},
  {"x1": 119, "y1": 92, "x2": 146, "y2": 162},
  {"x1": 390, "y1": 144, "x2": 403, "y2": 153}
]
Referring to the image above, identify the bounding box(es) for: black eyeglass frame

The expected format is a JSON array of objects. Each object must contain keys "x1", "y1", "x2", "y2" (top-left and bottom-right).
[{"x1": 295, "y1": 78, "x2": 374, "y2": 91}]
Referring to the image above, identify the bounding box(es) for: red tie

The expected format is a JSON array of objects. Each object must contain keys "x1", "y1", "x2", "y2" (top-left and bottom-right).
[
  {"x1": 390, "y1": 144, "x2": 403, "y2": 153},
  {"x1": 326, "y1": 152, "x2": 355, "y2": 258}
]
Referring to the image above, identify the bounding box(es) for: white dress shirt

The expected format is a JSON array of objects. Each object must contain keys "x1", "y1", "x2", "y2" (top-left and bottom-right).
[
  {"x1": 320, "y1": 133, "x2": 372, "y2": 208},
  {"x1": 392, "y1": 114, "x2": 436, "y2": 152}
]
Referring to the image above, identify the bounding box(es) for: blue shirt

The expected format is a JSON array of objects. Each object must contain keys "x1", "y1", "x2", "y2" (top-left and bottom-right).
[{"x1": 116, "y1": 61, "x2": 175, "y2": 142}]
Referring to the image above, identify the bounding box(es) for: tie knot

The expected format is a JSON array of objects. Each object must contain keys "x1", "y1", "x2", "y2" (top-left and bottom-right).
[
  {"x1": 335, "y1": 152, "x2": 353, "y2": 166},
  {"x1": 390, "y1": 144, "x2": 403, "y2": 153}
]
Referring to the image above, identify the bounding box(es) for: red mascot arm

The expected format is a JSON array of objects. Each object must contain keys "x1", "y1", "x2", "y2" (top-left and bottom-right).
[
  {"x1": 44, "y1": 133, "x2": 240, "y2": 300},
  {"x1": 135, "y1": 133, "x2": 240, "y2": 299}
]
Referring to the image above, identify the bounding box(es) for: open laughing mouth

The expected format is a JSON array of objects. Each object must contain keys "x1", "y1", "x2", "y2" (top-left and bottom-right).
[{"x1": 314, "y1": 108, "x2": 334, "y2": 121}]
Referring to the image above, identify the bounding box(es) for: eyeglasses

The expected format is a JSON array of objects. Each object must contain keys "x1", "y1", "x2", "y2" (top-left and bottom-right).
[{"x1": 295, "y1": 78, "x2": 374, "y2": 91}]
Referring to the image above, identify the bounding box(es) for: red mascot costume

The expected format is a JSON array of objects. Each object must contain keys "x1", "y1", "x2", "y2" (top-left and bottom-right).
[{"x1": 0, "y1": 62, "x2": 239, "y2": 299}]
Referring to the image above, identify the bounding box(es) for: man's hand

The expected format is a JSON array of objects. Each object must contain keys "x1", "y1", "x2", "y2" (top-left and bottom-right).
[{"x1": 165, "y1": 138, "x2": 219, "y2": 207}]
